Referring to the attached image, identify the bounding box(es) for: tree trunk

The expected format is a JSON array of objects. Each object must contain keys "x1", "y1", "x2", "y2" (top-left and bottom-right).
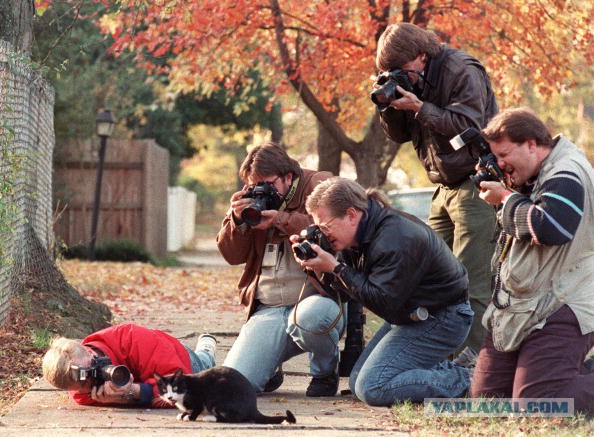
[
  {"x1": 316, "y1": 120, "x2": 341, "y2": 175},
  {"x1": 343, "y1": 114, "x2": 403, "y2": 187},
  {"x1": 14, "y1": 224, "x2": 111, "y2": 337},
  {"x1": 0, "y1": 0, "x2": 35, "y2": 53},
  {"x1": 270, "y1": 0, "x2": 401, "y2": 188},
  {"x1": 270, "y1": 103, "x2": 284, "y2": 144}
]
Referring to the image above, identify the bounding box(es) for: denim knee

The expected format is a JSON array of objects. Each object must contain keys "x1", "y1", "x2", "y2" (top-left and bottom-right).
[
  {"x1": 352, "y1": 375, "x2": 392, "y2": 407},
  {"x1": 287, "y1": 295, "x2": 342, "y2": 341}
]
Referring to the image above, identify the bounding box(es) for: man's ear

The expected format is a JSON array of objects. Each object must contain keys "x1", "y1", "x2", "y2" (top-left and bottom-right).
[
  {"x1": 346, "y1": 207, "x2": 359, "y2": 224},
  {"x1": 526, "y1": 138, "x2": 538, "y2": 151},
  {"x1": 285, "y1": 172, "x2": 293, "y2": 187}
]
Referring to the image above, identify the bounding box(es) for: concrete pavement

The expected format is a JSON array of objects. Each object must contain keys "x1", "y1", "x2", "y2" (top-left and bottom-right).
[{"x1": 0, "y1": 243, "x2": 408, "y2": 436}]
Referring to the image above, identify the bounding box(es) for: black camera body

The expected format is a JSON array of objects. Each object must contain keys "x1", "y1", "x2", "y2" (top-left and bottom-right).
[
  {"x1": 293, "y1": 225, "x2": 333, "y2": 261},
  {"x1": 70, "y1": 356, "x2": 131, "y2": 387},
  {"x1": 449, "y1": 127, "x2": 506, "y2": 188},
  {"x1": 370, "y1": 69, "x2": 414, "y2": 111},
  {"x1": 241, "y1": 181, "x2": 284, "y2": 226}
]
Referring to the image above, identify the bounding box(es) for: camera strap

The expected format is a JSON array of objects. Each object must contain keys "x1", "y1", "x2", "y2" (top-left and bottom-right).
[
  {"x1": 291, "y1": 272, "x2": 344, "y2": 335},
  {"x1": 492, "y1": 234, "x2": 513, "y2": 309},
  {"x1": 278, "y1": 175, "x2": 299, "y2": 212}
]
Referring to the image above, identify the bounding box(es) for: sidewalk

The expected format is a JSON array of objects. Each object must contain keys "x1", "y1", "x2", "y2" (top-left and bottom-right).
[{"x1": 0, "y1": 240, "x2": 408, "y2": 436}]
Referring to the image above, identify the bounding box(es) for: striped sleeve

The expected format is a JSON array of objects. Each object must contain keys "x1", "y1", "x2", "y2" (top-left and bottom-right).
[{"x1": 501, "y1": 171, "x2": 584, "y2": 245}]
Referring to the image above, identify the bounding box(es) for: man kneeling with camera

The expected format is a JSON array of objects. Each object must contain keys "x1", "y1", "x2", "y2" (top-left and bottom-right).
[
  {"x1": 471, "y1": 108, "x2": 594, "y2": 414},
  {"x1": 217, "y1": 142, "x2": 345, "y2": 397},
  {"x1": 291, "y1": 177, "x2": 473, "y2": 406},
  {"x1": 42, "y1": 323, "x2": 216, "y2": 407}
]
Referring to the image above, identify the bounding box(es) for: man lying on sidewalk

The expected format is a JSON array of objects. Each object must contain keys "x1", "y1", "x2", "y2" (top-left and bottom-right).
[{"x1": 42, "y1": 323, "x2": 216, "y2": 407}]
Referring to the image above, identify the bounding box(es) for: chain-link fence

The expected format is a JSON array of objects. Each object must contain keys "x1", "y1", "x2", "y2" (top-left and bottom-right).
[{"x1": 0, "y1": 40, "x2": 55, "y2": 326}]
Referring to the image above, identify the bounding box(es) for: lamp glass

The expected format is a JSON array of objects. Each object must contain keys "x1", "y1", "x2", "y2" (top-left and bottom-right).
[
  {"x1": 97, "y1": 121, "x2": 115, "y2": 137},
  {"x1": 96, "y1": 109, "x2": 116, "y2": 137}
]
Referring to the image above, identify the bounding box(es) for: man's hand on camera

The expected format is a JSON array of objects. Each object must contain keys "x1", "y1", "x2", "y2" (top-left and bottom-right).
[
  {"x1": 479, "y1": 181, "x2": 511, "y2": 206},
  {"x1": 91, "y1": 376, "x2": 136, "y2": 404},
  {"x1": 230, "y1": 188, "x2": 251, "y2": 221},
  {"x1": 390, "y1": 85, "x2": 423, "y2": 112},
  {"x1": 292, "y1": 241, "x2": 339, "y2": 276},
  {"x1": 250, "y1": 210, "x2": 277, "y2": 230}
]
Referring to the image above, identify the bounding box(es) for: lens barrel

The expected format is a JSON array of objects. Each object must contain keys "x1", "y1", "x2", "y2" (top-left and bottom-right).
[
  {"x1": 293, "y1": 241, "x2": 316, "y2": 260},
  {"x1": 101, "y1": 365, "x2": 131, "y2": 387}
]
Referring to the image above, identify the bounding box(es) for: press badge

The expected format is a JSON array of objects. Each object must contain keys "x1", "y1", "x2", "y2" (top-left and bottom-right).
[{"x1": 262, "y1": 243, "x2": 279, "y2": 267}]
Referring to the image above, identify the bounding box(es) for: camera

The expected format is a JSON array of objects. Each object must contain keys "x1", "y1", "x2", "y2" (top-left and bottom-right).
[
  {"x1": 70, "y1": 356, "x2": 131, "y2": 387},
  {"x1": 370, "y1": 69, "x2": 414, "y2": 111},
  {"x1": 292, "y1": 225, "x2": 333, "y2": 261},
  {"x1": 449, "y1": 127, "x2": 506, "y2": 188},
  {"x1": 241, "y1": 181, "x2": 284, "y2": 226}
]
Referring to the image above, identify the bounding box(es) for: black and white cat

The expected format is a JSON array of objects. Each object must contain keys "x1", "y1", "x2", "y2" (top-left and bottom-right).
[{"x1": 154, "y1": 366, "x2": 296, "y2": 424}]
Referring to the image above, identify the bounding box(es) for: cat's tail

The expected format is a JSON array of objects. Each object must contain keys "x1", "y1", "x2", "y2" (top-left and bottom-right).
[{"x1": 254, "y1": 409, "x2": 296, "y2": 424}]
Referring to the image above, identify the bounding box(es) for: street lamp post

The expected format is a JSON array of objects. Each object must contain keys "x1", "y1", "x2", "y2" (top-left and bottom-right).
[{"x1": 89, "y1": 109, "x2": 115, "y2": 260}]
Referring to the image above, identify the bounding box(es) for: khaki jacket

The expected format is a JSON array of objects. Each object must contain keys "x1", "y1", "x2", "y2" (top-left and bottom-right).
[{"x1": 484, "y1": 136, "x2": 594, "y2": 351}]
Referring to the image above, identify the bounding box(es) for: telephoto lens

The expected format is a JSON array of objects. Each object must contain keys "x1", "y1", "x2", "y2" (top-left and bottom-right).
[{"x1": 101, "y1": 365, "x2": 131, "y2": 387}]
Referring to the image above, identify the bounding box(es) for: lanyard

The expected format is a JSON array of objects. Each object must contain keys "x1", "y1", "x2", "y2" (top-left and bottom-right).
[{"x1": 278, "y1": 175, "x2": 300, "y2": 212}]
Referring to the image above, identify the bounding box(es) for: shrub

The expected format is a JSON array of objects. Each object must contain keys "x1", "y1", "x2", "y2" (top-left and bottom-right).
[{"x1": 61, "y1": 239, "x2": 152, "y2": 263}]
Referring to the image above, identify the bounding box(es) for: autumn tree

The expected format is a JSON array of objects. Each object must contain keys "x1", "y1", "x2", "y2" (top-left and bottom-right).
[
  {"x1": 95, "y1": 0, "x2": 592, "y2": 186},
  {"x1": 32, "y1": 0, "x2": 282, "y2": 184}
]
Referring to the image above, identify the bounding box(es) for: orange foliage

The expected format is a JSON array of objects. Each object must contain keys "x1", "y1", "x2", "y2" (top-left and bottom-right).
[{"x1": 92, "y1": 0, "x2": 592, "y2": 134}]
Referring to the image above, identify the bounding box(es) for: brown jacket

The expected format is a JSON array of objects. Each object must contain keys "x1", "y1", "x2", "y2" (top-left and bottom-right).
[
  {"x1": 216, "y1": 169, "x2": 333, "y2": 318},
  {"x1": 380, "y1": 45, "x2": 498, "y2": 186}
]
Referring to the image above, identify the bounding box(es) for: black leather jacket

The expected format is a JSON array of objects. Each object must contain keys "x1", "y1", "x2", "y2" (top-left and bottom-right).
[
  {"x1": 380, "y1": 45, "x2": 498, "y2": 186},
  {"x1": 326, "y1": 199, "x2": 468, "y2": 325}
]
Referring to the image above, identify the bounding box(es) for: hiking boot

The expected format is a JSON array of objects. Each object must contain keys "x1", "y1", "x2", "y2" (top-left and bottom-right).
[
  {"x1": 453, "y1": 346, "x2": 478, "y2": 369},
  {"x1": 306, "y1": 371, "x2": 339, "y2": 397},
  {"x1": 263, "y1": 367, "x2": 284, "y2": 393},
  {"x1": 196, "y1": 334, "x2": 217, "y2": 359}
]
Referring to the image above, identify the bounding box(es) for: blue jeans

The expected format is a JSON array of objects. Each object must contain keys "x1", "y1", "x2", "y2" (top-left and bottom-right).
[
  {"x1": 223, "y1": 294, "x2": 345, "y2": 392},
  {"x1": 349, "y1": 301, "x2": 473, "y2": 406},
  {"x1": 185, "y1": 346, "x2": 216, "y2": 373}
]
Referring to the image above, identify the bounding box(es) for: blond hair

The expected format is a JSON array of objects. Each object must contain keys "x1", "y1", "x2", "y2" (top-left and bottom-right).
[
  {"x1": 42, "y1": 337, "x2": 88, "y2": 389},
  {"x1": 306, "y1": 177, "x2": 390, "y2": 217}
]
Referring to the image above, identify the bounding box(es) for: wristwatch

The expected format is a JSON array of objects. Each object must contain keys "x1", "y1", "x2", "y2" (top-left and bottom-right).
[
  {"x1": 333, "y1": 262, "x2": 346, "y2": 277},
  {"x1": 122, "y1": 385, "x2": 136, "y2": 401}
]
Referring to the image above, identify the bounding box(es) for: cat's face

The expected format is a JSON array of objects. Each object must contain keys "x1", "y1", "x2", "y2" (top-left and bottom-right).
[{"x1": 154, "y1": 369, "x2": 187, "y2": 407}]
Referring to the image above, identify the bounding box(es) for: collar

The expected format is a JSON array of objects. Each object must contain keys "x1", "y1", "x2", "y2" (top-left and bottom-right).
[
  {"x1": 419, "y1": 45, "x2": 449, "y2": 95},
  {"x1": 354, "y1": 198, "x2": 372, "y2": 246}
]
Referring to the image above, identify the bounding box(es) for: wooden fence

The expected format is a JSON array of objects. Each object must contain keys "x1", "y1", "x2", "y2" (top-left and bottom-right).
[{"x1": 54, "y1": 138, "x2": 169, "y2": 258}]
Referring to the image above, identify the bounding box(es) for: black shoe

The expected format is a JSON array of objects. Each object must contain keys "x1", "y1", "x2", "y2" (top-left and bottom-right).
[
  {"x1": 263, "y1": 368, "x2": 284, "y2": 393},
  {"x1": 306, "y1": 371, "x2": 339, "y2": 397}
]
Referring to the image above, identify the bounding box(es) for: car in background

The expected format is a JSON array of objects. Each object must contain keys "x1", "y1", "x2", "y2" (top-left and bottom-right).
[{"x1": 387, "y1": 187, "x2": 435, "y2": 223}]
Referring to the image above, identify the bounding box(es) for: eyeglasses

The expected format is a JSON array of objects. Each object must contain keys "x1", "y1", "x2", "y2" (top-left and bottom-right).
[
  {"x1": 248, "y1": 175, "x2": 280, "y2": 186},
  {"x1": 318, "y1": 216, "x2": 338, "y2": 234}
]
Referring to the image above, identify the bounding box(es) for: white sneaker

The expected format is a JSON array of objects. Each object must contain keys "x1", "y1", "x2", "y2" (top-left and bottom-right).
[{"x1": 196, "y1": 334, "x2": 217, "y2": 359}]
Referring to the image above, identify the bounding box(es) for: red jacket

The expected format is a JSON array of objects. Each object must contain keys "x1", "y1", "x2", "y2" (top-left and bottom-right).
[{"x1": 71, "y1": 324, "x2": 192, "y2": 407}]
